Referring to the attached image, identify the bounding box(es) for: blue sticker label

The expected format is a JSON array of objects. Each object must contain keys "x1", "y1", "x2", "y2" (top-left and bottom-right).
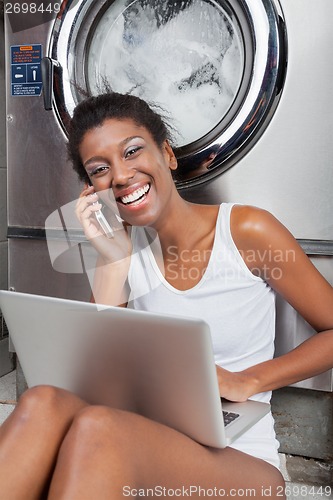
[{"x1": 10, "y1": 44, "x2": 43, "y2": 96}]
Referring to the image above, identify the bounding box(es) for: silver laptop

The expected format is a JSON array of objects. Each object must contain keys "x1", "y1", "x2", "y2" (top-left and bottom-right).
[{"x1": 0, "y1": 290, "x2": 270, "y2": 448}]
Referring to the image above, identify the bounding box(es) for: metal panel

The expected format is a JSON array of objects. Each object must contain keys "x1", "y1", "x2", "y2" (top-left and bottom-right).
[
  {"x1": 5, "y1": 18, "x2": 80, "y2": 229},
  {"x1": 183, "y1": 0, "x2": 333, "y2": 241},
  {"x1": 8, "y1": 238, "x2": 91, "y2": 300},
  {"x1": 275, "y1": 255, "x2": 333, "y2": 392}
]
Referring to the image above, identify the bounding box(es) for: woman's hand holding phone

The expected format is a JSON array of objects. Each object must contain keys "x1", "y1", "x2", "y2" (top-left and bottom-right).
[{"x1": 75, "y1": 184, "x2": 132, "y2": 265}]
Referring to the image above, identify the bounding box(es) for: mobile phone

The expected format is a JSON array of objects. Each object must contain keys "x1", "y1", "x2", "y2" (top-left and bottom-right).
[
  {"x1": 92, "y1": 202, "x2": 114, "y2": 239},
  {"x1": 87, "y1": 181, "x2": 114, "y2": 238}
]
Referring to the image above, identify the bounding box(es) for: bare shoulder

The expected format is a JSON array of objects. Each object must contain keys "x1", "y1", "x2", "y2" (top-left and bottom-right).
[
  {"x1": 230, "y1": 205, "x2": 333, "y2": 331},
  {"x1": 230, "y1": 204, "x2": 292, "y2": 250},
  {"x1": 230, "y1": 204, "x2": 302, "y2": 279}
]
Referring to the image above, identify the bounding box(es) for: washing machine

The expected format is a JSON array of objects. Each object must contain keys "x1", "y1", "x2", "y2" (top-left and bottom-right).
[{"x1": 4, "y1": 0, "x2": 333, "y2": 391}]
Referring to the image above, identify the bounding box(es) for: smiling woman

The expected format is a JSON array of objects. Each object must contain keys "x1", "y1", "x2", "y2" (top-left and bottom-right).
[{"x1": 0, "y1": 92, "x2": 332, "y2": 499}]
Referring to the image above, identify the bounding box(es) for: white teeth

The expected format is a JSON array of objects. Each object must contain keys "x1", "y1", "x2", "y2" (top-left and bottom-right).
[{"x1": 121, "y1": 184, "x2": 150, "y2": 205}]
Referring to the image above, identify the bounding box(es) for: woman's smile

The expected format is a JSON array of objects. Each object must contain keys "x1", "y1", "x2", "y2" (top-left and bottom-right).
[{"x1": 117, "y1": 182, "x2": 151, "y2": 206}]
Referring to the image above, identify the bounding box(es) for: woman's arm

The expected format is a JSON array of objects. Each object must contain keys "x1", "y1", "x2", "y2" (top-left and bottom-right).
[
  {"x1": 90, "y1": 255, "x2": 131, "y2": 306},
  {"x1": 218, "y1": 206, "x2": 333, "y2": 402},
  {"x1": 76, "y1": 185, "x2": 132, "y2": 307}
]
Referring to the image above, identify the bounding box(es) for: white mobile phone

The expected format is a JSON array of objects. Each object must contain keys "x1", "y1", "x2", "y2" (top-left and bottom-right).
[{"x1": 92, "y1": 202, "x2": 114, "y2": 239}]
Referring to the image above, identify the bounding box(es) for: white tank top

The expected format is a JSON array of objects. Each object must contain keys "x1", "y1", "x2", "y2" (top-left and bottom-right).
[{"x1": 128, "y1": 203, "x2": 280, "y2": 468}]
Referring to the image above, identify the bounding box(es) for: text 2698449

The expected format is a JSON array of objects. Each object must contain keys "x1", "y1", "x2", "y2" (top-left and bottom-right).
[{"x1": 5, "y1": 3, "x2": 61, "y2": 15}]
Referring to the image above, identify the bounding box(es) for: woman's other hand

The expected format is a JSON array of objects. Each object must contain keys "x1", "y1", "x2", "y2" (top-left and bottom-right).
[{"x1": 216, "y1": 365, "x2": 258, "y2": 402}]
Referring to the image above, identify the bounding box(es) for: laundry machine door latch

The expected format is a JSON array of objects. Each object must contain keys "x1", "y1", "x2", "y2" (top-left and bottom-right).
[{"x1": 41, "y1": 57, "x2": 61, "y2": 111}]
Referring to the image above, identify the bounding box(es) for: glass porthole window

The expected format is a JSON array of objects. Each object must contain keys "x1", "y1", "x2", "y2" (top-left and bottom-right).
[{"x1": 87, "y1": 0, "x2": 244, "y2": 148}]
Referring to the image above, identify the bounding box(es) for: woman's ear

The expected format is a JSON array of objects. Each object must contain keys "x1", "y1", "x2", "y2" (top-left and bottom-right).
[{"x1": 164, "y1": 140, "x2": 178, "y2": 171}]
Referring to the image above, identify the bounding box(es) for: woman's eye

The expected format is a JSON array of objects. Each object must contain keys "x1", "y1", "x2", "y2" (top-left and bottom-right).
[
  {"x1": 125, "y1": 146, "x2": 142, "y2": 158},
  {"x1": 90, "y1": 165, "x2": 109, "y2": 177}
]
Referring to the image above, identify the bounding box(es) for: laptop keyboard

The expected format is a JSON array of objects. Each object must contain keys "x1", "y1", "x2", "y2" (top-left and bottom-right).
[{"x1": 223, "y1": 410, "x2": 240, "y2": 426}]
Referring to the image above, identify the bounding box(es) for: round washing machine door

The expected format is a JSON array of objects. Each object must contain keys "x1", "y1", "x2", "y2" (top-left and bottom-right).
[{"x1": 49, "y1": 0, "x2": 286, "y2": 189}]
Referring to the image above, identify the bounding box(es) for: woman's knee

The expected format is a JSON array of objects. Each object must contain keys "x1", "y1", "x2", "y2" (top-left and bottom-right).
[
  {"x1": 71, "y1": 406, "x2": 126, "y2": 437},
  {"x1": 64, "y1": 406, "x2": 136, "y2": 453},
  {"x1": 17, "y1": 385, "x2": 81, "y2": 422}
]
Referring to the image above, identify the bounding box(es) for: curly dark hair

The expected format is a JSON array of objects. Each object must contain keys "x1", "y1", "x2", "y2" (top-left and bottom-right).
[{"x1": 67, "y1": 92, "x2": 173, "y2": 182}]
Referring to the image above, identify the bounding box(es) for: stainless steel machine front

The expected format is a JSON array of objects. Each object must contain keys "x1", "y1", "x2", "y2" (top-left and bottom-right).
[{"x1": 4, "y1": 0, "x2": 333, "y2": 391}]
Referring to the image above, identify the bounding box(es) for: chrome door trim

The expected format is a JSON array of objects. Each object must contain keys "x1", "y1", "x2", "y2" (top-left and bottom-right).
[{"x1": 48, "y1": 0, "x2": 287, "y2": 188}]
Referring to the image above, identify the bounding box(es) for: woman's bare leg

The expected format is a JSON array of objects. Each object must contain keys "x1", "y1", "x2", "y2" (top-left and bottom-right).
[
  {"x1": 0, "y1": 385, "x2": 87, "y2": 499},
  {"x1": 49, "y1": 406, "x2": 285, "y2": 500}
]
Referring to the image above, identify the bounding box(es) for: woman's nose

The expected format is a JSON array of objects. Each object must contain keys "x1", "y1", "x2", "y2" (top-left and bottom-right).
[{"x1": 111, "y1": 162, "x2": 135, "y2": 187}]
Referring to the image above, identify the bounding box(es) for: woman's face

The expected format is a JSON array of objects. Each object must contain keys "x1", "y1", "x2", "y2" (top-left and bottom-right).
[{"x1": 79, "y1": 118, "x2": 177, "y2": 227}]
